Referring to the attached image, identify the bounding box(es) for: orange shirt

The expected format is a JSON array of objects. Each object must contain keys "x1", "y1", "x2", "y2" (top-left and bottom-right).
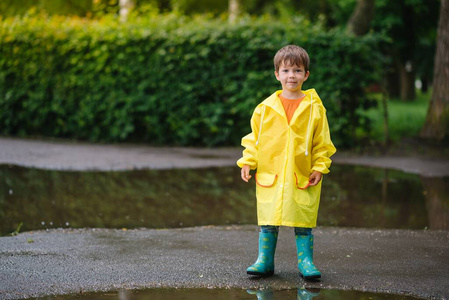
[{"x1": 279, "y1": 93, "x2": 305, "y2": 124}]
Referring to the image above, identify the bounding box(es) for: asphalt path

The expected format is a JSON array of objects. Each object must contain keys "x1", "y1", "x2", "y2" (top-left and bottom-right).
[
  {"x1": 1, "y1": 226, "x2": 448, "y2": 299},
  {"x1": 1, "y1": 137, "x2": 448, "y2": 299},
  {"x1": 1, "y1": 137, "x2": 449, "y2": 176}
]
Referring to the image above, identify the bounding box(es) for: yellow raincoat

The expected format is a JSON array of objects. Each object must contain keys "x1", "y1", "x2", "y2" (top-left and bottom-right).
[{"x1": 237, "y1": 89, "x2": 336, "y2": 228}]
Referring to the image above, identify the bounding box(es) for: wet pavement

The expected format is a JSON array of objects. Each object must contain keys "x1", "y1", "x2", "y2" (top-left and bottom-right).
[
  {"x1": 1, "y1": 226, "x2": 448, "y2": 299},
  {"x1": 1, "y1": 137, "x2": 449, "y2": 176},
  {"x1": 0, "y1": 137, "x2": 241, "y2": 171},
  {"x1": 0, "y1": 137, "x2": 449, "y2": 299}
]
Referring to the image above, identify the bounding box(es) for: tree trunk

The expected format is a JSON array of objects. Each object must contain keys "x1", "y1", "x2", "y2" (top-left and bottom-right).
[
  {"x1": 399, "y1": 60, "x2": 416, "y2": 101},
  {"x1": 384, "y1": 59, "x2": 400, "y2": 98},
  {"x1": 381, "y1": 89, "x2": 390, "y2": 146},
  {"x1": 421, "y1": 77, "x2": 429, "y2": 93},
  {"x1": 420, "y1": 0, "x2": 449, "y2": 140},
  {"x1": 119, "y1": 0, "x2": 134, "y2": 22},
  {"x1": 228, "y1": 0, "x2": 240, "y2": 23},
  {"x1": 346, "y1": 0, "x2": 375, "y2": 36}
]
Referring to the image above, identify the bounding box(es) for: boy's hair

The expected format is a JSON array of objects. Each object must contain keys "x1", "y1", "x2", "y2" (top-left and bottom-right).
[{"x1": 274, "y1": 45, "x2": 310, "y2": 73}]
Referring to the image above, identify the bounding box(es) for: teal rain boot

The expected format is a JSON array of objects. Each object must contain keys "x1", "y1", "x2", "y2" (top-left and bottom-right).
[
  {"x1": 295, "y1": 234, "x2": 321, "y2": 280},
  {"x1": 247, "y1": 232, "x2": 278, "y2": 276}
]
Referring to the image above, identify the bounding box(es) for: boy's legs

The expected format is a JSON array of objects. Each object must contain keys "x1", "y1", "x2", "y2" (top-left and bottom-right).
[
  {"x1": 294, "y1": 227, "x2": 312, "y2": 236},
  {"x1": 261, "y1": 225, "x2": 279, "y2": 233},
  {"x1": 246, "y1": 226, "x2": 279, "y2": 276},
  {"x1": 295, "y1": 227, "x2": 321, "y2": 279}
]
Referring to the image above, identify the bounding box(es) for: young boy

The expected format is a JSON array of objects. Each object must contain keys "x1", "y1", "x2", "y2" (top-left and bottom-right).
[{"x1": 237, "y1": 45, "x2": 336, "y2": 280}]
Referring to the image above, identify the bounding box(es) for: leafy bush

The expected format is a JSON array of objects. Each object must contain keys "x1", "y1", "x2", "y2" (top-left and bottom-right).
[{"x1": 0, "y1": 12, "x2": 384, "y2": 147}]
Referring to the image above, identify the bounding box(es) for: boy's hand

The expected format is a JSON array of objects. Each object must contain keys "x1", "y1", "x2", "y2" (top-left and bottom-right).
[
  {"x1": 308, "y1": 171, "x2": 322, "y2": 186},
  {"x1": 241, "y1": 165, "x2": 252, "y2": 182}
]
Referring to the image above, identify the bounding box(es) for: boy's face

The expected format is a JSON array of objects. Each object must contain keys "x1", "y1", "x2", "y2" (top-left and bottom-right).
[{"x1": 275, "y1": 62, "x2": 309, "y2": 94}]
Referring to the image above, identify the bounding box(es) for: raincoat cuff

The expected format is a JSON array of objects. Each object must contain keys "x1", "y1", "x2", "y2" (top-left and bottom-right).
[
  {"x1": 237, "y1": 158, "x2": 257, "y2": 169},
  {"x1": 312, "y1": 165, "x2": 330, "y2": 174}
]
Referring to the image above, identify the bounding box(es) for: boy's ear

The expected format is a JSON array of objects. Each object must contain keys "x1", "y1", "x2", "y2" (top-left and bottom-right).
[
  {"x1": 274, "y1": 70, "x2": 280, "y2": 81},
  {"x1": 304, "y1": 70, "x2": 310, "y2": 81}
]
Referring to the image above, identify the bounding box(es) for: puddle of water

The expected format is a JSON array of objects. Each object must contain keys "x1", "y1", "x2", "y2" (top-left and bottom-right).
[
  {"x1": 31, "y1": 288, "x2": 421, "y2": 300},
  {"x1": 1, "y1": 164, "x2": 448, "y2": 235},
  {"x1": 319, "y1": 165, "x2": 448, "y2": 230}
]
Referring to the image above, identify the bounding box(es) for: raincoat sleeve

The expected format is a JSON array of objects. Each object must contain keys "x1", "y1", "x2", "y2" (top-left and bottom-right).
[
  {"x1": 311, "y1": 106, "x2": 336, "y2": 174},
  {"x1": 236, "y1": 105, "x2": 262, "y2": 170}
]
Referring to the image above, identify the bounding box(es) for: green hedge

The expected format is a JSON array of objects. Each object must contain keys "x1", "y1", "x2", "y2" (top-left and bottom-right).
[{"x1": 0, "y1": 12, "x2": 384, "y2": 147}]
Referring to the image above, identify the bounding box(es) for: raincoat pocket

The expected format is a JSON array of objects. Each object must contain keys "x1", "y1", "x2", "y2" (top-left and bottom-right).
[
  {"x1": 255, "y1": 173, "x2": 278, "y2": 204},
  {"x1": 256, "y1": 173, "x2": 277, "y2": 187},
  {"x1": 294, "y1": 172, "x2": 310, "y2": 190},
  {"x1": 293, "y1": 172, "x2": 311, "y2": 205}
]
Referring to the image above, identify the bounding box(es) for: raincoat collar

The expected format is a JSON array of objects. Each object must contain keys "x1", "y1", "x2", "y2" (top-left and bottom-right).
[
  {"x1": 259, "y1": 89, "x2": 323, "y2": 156},
  {"x1": 262, "y1": 89, "x2": 322, "y2": 118}
]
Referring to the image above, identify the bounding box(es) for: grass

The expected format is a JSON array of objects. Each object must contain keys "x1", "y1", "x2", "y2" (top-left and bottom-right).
[{"x1": 363, "y1": 90, "x2": 431, "y2": 144}]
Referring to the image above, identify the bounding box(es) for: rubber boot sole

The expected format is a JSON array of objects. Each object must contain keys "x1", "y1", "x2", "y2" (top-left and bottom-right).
[
  {"x1": 247, "y1": 270, "x2": 274, "y2": 277},
  {"x1": 299, "y1": 272, "x2": 321, "y2": 280}
]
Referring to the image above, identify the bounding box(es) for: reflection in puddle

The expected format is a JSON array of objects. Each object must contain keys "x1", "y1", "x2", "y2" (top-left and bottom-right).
[
  {"x1": 31, "y1": 287, "x2": 421, "y2": 299},
  {"x1": 1, "y1": 164, "x2": 448, "y2": 235},
  {"x1": 319, "y1": 165, "x2": 448, "y2": 230}
]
